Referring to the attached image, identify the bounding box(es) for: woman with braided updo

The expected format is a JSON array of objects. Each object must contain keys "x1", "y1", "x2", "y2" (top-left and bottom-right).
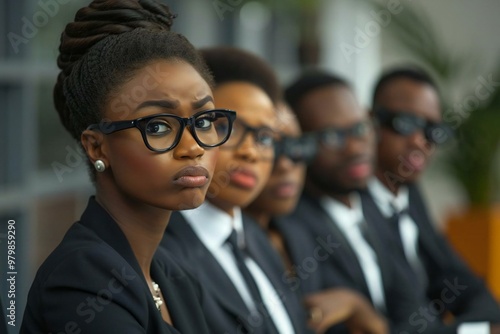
[{"x1": 21, "y1": 1, "x2": 236, "y2": 333}]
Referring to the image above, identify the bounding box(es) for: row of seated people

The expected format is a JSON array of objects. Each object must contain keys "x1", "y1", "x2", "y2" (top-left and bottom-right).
[
  {"x1": 158, "y1": 46, "x2": 500, "y2": 333},
  {"x1": 17, "y1": 1, "x2": 500, "y2": 333}
]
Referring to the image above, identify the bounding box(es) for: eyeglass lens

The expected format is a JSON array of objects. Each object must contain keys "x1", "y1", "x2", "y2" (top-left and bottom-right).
[
  {"x1": 384, "y1": 112, "x2": 451, "y2": 144},
  {"x1": 142, "y1": 111, "x2": 232, "y2": 151},
  {"x1": 223, "y1": 120, "x2": 276, "y2": 150},
  {"x1": 320, "y1": 121, "x2": 373, "y2": 148}
]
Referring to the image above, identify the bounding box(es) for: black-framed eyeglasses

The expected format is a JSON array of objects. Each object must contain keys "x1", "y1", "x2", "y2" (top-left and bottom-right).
[
  {"x1": 222, "y1": 119, "x2": 277, "y2": 152},
  {"x1": 373, "y1": 107, "x2": 452, "y2": 145},
  {"x1": 314, "y1": 119, "x2": 374, "y2": 149},
  {"x1": 274, "y1": 134, "x2": 318, "y2": 164},
  {"x1": 87, "y1": 109, "x2": 237, "y2": 152}
]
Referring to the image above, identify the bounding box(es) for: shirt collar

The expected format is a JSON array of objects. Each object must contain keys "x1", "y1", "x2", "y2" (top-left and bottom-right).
[
  {"x1": 320, "y1": 192, "x2": 364, "y2": 230},
  {"x1": 368, "y1": 177, "x2": 409, "y2": 217},
  {"x1": 181, "y1": 201, "x2": 243, "y2": 251}
]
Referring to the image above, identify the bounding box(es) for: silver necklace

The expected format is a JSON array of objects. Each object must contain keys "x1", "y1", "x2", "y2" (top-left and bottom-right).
[{"x1": 152, "y1": 281, "x2": 163, "y2": 311}]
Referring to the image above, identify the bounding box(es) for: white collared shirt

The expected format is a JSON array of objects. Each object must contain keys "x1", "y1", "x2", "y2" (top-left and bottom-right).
[
  {"x1": 182, "y1": 201, "x2": 295, "y2": 334},
  {"x1": 367, "y1": 178, "x2": 489, "y2": 334},
  {"x1": 320, "y1": 194, "x2": 386, "y2": 311},
  {"x1": 368, "y1": 178, "x2": 424, "y2": 278}
]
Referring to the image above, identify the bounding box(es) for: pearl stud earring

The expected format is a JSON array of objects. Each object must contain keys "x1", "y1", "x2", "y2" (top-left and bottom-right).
[{"x1": 94, "y1": 160, "x2": 106, "y2": 172}]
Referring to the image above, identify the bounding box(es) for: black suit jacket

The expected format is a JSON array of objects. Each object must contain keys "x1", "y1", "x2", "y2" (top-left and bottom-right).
[
  {"x1": 278, "y1": 192, "x2": 447, "y2": 334},
  {"x1": 160, "y1": 211, "x2": 311, "y2": 334},
  {"x1": 1, "y1": 295, "x2": 7, "y2": 333},
  {"x1": 21, "y1": 197, "x2": 210, "y2": 334},
  {"x1": 360, "y1": 183, "x2": 500, "y2": 331}
]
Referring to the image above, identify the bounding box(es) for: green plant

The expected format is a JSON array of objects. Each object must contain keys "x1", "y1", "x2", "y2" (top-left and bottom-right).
[{"x1": 447, "y1": 86, "x2": 500, "y2": 204}]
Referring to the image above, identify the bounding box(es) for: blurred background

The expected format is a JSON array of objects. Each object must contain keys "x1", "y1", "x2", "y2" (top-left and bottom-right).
[{"x1": 1, "y1": 0, "x2": 500, "y2": 331}]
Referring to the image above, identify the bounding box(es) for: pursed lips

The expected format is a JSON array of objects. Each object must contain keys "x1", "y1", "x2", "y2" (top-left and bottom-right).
[
  {"x1": 342, "y1": 156, "x2": 372, "y2": 179},
  {"x1": 173, "y1": 166, "x2": 210, "y2": 188},
  {"x1": 229, "y1": 167, "x2": 258, "y2": 189},
  {"x1": 271, "y1": 180, "x2": 299, "y2": 198}
]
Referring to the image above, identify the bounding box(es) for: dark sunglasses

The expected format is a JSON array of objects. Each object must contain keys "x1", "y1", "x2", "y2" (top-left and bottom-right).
[
  {"x1": 274, "y1": 134, "x2": 318, "y2": 164},
  {"x1": 373, "y1": 107, "x2": 452, "y2": 145},
  {"x1": 316, "y1": 120, "x2": 374, "y2": 149}
]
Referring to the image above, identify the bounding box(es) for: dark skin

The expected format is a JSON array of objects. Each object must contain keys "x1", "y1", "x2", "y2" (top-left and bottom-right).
[
  {"x1": 245, "y1": 104, "x2": 387, "y2": 334},
  {"x1": 245, "y1": 102, "x2": 305, "y2": 270},
  {"x1": 374, "y1": 79, "x2": 500, "y2": 333},
  {"x1": 304, "y1": 289, "x2": 388, "y2": 334},
  {"x1": 206, "y1": 81, "x2": 276, "y2": 216},
  {"x1": 295, "y1": 85, "x2": 375, "y2": 207},
  {"x1": 81, "y1": 60, "x2": 219, "y2": 324},
  {"x1": 373, "y1": 78, "x2": 440, "y2": 194},
  {"x1": 245, "y1": 102, "x2": 306, "y2": 228}
]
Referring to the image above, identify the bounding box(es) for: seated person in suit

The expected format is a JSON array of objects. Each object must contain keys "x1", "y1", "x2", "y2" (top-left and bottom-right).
[
  {"x1": 160, "y1": 47, "x2": 311, "y2": 334},
  {"x1": 280, "y1": 70, "x2": 442, "y2": 333},
  {"x1": 362, "y1": 66, "x2": 500, "y2": 334},
  {"x1": 20, "y1": 1, "x2": 236, "y2": 333},
  {"x1": 244, "y1": 102, "x2": 388, "y2": 334}
]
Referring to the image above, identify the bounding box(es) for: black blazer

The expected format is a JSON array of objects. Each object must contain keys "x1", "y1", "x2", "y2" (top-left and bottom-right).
[
  {"x1": 21, "y1": 197, "x2": 210, "y2": 334},
  {"x1": 1, "y1": 296, "x2": 7, "y2": 333},
  {"x1": 279, "y1": 192, "x2": 447, "y2": 334},
  {"x1": 360, "y1": 183, "x2": 500, "y2": 330},
  {"x1": 160, "y1": 211, "x2": 311, "y2": 334}
]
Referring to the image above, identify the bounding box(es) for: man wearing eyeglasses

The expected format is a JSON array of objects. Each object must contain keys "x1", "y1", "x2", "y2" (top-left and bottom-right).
[
  {"x1": 281, "y1": 70, "x2": 432, "y2": 333},
  {"x1": 362, "y1": 67, "x2": 500, "y2": 333}
]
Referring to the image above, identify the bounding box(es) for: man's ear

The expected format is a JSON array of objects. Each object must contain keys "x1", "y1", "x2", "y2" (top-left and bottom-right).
[{"x1": 81, "y1": 129, "x2": 108, "y2": 166}]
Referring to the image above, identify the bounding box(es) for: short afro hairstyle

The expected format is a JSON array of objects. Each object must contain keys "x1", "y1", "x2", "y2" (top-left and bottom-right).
[
  {"x1": 284, "y1": 70, "x2": 351, "y2": 113},
  {"x1": 199, "y1": 47, "x2": 280, "y2": 104},
  {"x1": 372, "y1": 65, "x2": 439, "y2": 107}
]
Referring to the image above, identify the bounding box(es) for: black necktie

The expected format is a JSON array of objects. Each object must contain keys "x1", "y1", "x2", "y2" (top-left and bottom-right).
[
  {"x1": 388, "y1": 207, "x2": 427, "y2": 292},
  {"x1": 226, "y1": 229, "x2": 279, "y2": 334},
  {"x1": 388, "y1": 206, "x2": 409, "y2": 255}
]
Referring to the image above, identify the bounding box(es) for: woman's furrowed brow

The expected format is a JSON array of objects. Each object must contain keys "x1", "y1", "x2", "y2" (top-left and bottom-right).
[
  {"x1": 135, "y1": 99, "x2": 180, "y2": 112},
  {"x1": 133, "y1": 96, "x2": 213, "y2": 112},
  {"x1": 192, "y1": 95, "x2": 214, "y2": 109}
]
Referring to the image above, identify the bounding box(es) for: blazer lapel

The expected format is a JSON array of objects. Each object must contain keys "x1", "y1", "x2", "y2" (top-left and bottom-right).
[
  {"x1": 166, "y1": 213, "x2": 251, "y2": 324},
  {"x1": 242, "y1": 215, "x2": 283, "y2": 283},
  {"x1": 80, "y1": 197, "x2": 148, "y2": 288},
  {"x1": 242, "y1": 215, "x2": 308, "y2": 333},
  {"x1": 360, "y1": 189, "x2": 420, "y2": 283},
  {"x1": 361, "y1": 187, "x2": 438, "y2": 294},
  {"x1": 81, "y1": 197, "x2": 189, "y2": 334},
  {"x1": 361, "y1": 216, "x2": 396, "y2": 292},
  {"x1": 359, "y1": 189, "x2": 413, "y2": 269},
  {"x1": 359, "y1": 190, "x2": 397, "y2": 244},
  {"x1": 294, "y1": 195, "x2": 372, "y2": 298},
  {"x1": 407, "y1": 185, "x2": 448, "y2": 274},
  {"x1": 151, "y1": 257, "x2": 208, "y2": 333}
]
